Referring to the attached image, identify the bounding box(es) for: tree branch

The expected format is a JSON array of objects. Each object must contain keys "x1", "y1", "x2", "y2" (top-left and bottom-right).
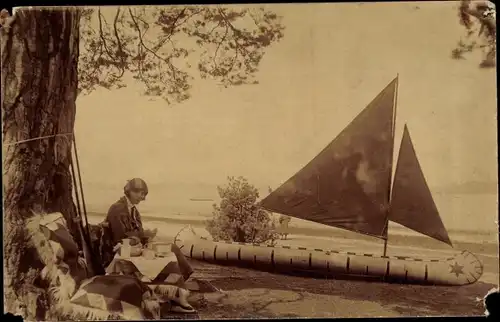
[
  {"x1": 153, "y1": 8, "x2": 192, "y2": 52},
  {"x1": 128, "y1": 8, "x2": 152, "y2": 91},
  {"x1": 78, "y1": 5, "x2": 285, "y2": 101},
  {"x1": 112, "y1": 8, "x2": 125, "y2": 78},
  {"x1": 129, "y1": 8, "x2": 177, "y2": 78},
  {"x1": 97, "y1": 8, "x2": 116, "y2": 61},
  {"x1": 218, "y1": 8, "x2": 250, "y2": 57},
  {"x1": 213, "y1": 24, "x2": 229, "y2": 70},
  {"x1": 454, "y1": 0, "x2": 496, "y2": 67}
]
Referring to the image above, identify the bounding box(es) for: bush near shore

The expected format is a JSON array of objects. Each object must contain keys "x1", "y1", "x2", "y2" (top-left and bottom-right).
[{"x1": 206, "y1": 176, "x2": 279, "y2": 245}]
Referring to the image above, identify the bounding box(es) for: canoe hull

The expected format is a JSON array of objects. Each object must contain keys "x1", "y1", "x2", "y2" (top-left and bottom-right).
[{"x1": 174, "y1": 226, "x2": 484, "y2": 286}]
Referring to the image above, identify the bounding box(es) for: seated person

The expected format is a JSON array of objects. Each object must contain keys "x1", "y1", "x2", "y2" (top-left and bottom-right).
[
  {"x1": 107, "y1": 177, "x2": 153, "y2": 247},
  {"x1": 104, "y1": 178, "x2": 193, "y2": 279}
]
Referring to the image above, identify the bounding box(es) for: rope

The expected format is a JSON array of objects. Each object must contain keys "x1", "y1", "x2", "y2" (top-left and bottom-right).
[
  {"x1": 2, "y1": 131, "x2": 90, "y2": 237},
  {"x1": 4, "y1": 130, "x2": 102, "y2": 272},
  {"x1": 4, "y1": 129, "x2": 103, "y2": 273},
  {"x1": 2, "y1": 132, "x2": 74, "y2": 146}
]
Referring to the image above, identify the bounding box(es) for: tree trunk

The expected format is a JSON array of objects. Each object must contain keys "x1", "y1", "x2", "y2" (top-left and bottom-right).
[{"x1": 2, "y1": 8, "x2": 81, "y2": 319}]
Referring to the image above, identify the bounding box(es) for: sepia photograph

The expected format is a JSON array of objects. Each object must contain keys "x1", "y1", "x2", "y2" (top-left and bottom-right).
[{"x1": 1, "y1": 1, "x2": 498, "y2": 320}]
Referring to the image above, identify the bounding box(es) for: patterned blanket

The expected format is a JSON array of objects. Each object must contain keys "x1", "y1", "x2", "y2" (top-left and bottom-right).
[
  {"x1": 28, "y1": 213, "x2": 215, "y2": 319},
  {"x1": 69, "y1": 274, "x2": 160, "y2": 319}
]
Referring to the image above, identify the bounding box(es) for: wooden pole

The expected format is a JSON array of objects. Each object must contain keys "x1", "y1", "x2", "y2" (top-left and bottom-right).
[
  {"x1": 384, "y1": 74, "x2": 398, "y2": 257},
  {"x1": 73, "y1": 135, "x2": 92, "y2": 241},
  {"x1": 69, "y1": 159, "x2": 95, "y2": 277},
  {"x1": 70, "y1": 137, "x2": 105, "y2": 276}
]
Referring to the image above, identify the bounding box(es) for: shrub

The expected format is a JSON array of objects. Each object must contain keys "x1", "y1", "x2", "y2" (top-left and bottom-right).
[{"x1": 206, "y1": 176, "x2": 279, "y2": 245}]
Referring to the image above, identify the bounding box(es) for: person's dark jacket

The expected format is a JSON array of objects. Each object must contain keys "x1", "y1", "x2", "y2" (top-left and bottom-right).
[{"x1": 106, "y1": 196, "x2": 144, "y2": 246}]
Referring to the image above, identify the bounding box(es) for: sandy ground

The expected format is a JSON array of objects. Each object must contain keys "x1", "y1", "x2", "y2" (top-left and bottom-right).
[
  {"x1": 181, "y1": 260, "x2": 495, "y2": 319},
  {"x1": 88, "y1": 215, "x2": 498, "y2": 318}
]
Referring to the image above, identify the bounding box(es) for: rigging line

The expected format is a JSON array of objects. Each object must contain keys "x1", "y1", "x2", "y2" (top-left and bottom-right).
[
  {"x1": 2, "y1": 132, "x2": 74, "y2": 146},
  {"x1": 73, "y1": 134, "x2": 91, "y2": 239}
]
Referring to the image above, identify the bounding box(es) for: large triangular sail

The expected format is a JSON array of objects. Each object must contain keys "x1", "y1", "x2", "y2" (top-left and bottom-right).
[
  {"x1": 389, "y1": 125, "x2": 453, "y2": 246},
  {"x1": 260, "y1": 78, "x2": 398, "y2": 238}
]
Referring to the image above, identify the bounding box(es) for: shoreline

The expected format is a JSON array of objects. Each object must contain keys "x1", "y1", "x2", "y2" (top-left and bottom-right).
[
  {"x1": 87, "y1": 213, "x2": 498, "y2": 285},
  {"x1": 87, "y1": 210, "x2": 496, "y2": 237},
  {"x1": 87, "y1": 213, "x2": 498, "y2": 255},
  {"x1": 87, "y1": 210, "x2": 497, "y2": 235}
]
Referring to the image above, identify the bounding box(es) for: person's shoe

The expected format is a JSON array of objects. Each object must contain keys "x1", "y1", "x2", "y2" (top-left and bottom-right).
[
  {"x1": 170, "y1": 302, "x2": 196, "y2": 314},
  {"x1": 174, "y1": 288, "x2": 192, "y2": 307}
]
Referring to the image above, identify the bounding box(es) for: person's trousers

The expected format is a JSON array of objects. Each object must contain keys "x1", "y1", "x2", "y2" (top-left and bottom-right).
[{"x1": 171, "y1": 243, "x2": 194, "y2": 280}]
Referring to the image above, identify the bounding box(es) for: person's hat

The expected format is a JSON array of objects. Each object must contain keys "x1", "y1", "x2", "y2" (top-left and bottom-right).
[{"x1": 124, "y1": 178, "x2": 149, "y2": 195}]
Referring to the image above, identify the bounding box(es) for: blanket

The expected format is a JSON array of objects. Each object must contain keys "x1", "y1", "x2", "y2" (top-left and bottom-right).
[
  {"x1": 27, "y1": 213, "x2": 180, "y2": 319},
  {"x1": 69, "y1": 274, "x2": 161, "y2": 320}
]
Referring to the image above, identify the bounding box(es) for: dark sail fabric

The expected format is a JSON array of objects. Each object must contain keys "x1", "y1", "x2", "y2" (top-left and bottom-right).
[
  {"x1": 389, "y1": 125, "x2": 453, "y2": 246},
  {"x1": 260, "y1": 78, "x2": 398, "y2": 238}
]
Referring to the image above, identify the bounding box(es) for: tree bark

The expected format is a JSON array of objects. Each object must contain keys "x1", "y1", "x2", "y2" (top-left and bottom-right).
[{"x1": 2, "y1": 8, "x2": 81, "y2": 318}]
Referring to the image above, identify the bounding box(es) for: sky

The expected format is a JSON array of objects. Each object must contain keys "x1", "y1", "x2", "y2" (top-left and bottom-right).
[{"x1": 75, "y1": 2, "x2": 497, "y2": 233}]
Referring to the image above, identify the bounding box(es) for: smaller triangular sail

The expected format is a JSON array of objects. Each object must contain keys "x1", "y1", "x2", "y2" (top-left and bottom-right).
[
  {"x1": 260, "y1": 78, "x2": 398, "y2": 239},
  {"x1": 389, "y1": 125, "x2": 453, "y2": 246}
]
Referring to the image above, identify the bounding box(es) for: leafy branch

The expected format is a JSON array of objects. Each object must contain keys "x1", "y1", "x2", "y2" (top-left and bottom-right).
[
  {"x1": 451, "y1": 0, "x2": 496, "y2": 68},
  {"x1": 77, "y1": 5, "x2": 285, "y2": 103}
]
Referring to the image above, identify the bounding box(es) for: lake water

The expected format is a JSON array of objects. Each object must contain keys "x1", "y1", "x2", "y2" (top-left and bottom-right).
[{"x1": 83, "y1": 182, "x2": 497, "y2": 243}]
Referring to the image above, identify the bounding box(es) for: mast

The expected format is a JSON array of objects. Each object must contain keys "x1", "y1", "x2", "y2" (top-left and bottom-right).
[{"x1": 383, "y1": 74, "x2": 399, "y2": 256}]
